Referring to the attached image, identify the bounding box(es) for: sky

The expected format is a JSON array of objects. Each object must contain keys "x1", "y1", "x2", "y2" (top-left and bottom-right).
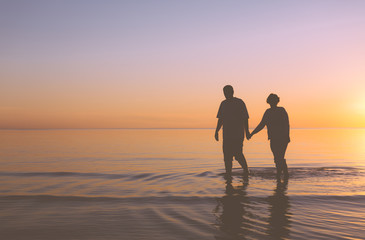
[{"x1": 1, "y1": 0, "x2": 365, "y2": 129}]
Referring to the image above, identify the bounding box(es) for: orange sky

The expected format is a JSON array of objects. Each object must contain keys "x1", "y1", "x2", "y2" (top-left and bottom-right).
[{"x1": 1, "y1": 1, "x2": 365, "y2": 129}]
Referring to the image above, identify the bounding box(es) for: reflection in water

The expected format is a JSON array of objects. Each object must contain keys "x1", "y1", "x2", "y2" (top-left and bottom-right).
[
  {"x1": 214, "y1": 176, "x2": 251, "y2": 239},
  {"x1": 214, "y1": 178, "x2": 291, "y2": 240},
  {"x1": 267, "y1": 180, "x2": 291, "y2": 240}
]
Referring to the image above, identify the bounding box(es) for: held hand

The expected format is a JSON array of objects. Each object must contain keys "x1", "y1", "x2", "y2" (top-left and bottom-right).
[
  {"x1": 246, "y1": 132, "x2": 252, "y2": 140},
  {"x1": 215, "y1": 131, "x2": 219, "y2": 141}
]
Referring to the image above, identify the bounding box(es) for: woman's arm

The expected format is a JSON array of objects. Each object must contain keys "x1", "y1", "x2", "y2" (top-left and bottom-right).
[{"x1": 250, "y1": 111, "x2": 267, "y2": 137}]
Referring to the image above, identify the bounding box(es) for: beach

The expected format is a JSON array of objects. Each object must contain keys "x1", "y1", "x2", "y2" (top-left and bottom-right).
[{"x1": 0, "y1": 129, "x2": 364, "y2": 239}]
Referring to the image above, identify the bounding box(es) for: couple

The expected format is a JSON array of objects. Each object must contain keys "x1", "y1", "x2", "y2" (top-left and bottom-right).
[{"x1": 215, "y1": 85, "x2": 290, "y2": 180}]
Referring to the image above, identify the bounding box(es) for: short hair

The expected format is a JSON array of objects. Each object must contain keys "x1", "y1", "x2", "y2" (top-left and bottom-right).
[
  {"x1": 223, "y1": 85, "x2": 234, "y2": 95},
  {"x1": 267, "y1": 93, "x2": 280, "y2": 105}
]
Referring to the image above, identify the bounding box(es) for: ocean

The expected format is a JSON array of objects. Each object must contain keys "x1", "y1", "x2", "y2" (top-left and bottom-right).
[{"x1": 0, "y1": 129, "x2": 364, "y2": 239}]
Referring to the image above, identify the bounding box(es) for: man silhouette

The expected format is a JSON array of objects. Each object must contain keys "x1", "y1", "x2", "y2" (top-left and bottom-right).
[{"x1": 215, "y1": 85, "x2": 250, "y2": 176}]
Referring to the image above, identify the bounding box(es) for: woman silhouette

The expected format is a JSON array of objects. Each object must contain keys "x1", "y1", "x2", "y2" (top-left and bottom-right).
[{"x1": 250, "y1": 94, "x2": 290, "y2": 180}]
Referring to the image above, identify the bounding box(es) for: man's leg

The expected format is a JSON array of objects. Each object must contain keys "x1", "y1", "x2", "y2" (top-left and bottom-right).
[
  {"x1": 235, "y1": 153, "x2": 249, "y2": 174},
  {"x1": 281, "y1": 142, "x2": 289, "y2": 179},
  {"x1": 223, "y1": 142, "x2": 233, "y2": 175},
  {"x1": 235, "y1": 141, "x2": 249, "y2": 175},
  {"x1": 224, "y1": 156, "x2": 233, "y2": 175}
]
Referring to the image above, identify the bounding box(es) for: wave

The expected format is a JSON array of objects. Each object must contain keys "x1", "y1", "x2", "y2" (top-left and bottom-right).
[
  {"x1": 247, "y1": 166, "x2": 365, "y2": 179},
  {"x1": 0, "y1": 167, "x2": 364, "y2": 180},
  {"x1": 1, "y1": 194, "x2": 363, "y2": 240},
  {"x1": 0, "y1": 171, "x2": 130, "y2": 179},
  {"x1": 0, "y1": 194, "x2": 216, "y2": 203},
  {"x1": 0, "y1": 193, "x2": 364, "y2": 203}
]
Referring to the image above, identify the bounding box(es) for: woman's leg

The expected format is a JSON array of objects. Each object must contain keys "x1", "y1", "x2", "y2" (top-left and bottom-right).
[
  {"x1": 270, "y1": 140, "x2": 281, "y2": 179},
  {"x1": 270, "y1": 140, "x2": 289, "y2": 179}
]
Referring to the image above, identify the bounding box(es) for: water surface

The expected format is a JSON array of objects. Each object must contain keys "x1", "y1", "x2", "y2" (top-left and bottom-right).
[{"x1": 0, "y1": 129, "x2": 364, "y2": 239}]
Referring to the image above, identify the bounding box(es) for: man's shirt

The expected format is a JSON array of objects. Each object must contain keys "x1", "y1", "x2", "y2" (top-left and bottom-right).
[{"x1": 217, "y1": 97, "x2": 249, "y2": 141}]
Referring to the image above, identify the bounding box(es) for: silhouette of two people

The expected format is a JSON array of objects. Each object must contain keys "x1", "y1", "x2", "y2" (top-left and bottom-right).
[{"x1": 215, "y1": 85, "x2": 290, "y2": 180}]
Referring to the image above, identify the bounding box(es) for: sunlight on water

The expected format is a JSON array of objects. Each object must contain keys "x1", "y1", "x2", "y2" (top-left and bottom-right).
[
  {"x1": 0, "y1": 129, "x2": 364, "y2": 197},
  {"x1": 0, "y1": 129, "x2": 364, "y2": 239}
]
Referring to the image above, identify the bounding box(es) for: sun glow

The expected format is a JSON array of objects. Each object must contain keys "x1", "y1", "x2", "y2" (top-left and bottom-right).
[{"x1": 352, "y1": 99, "x2": 365, "y2": 115}]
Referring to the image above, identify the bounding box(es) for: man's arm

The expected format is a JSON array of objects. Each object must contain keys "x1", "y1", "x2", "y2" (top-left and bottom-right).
[
  {"x1": 241, "y1": 101, "x2": 250, "y2": 140},
  {"x1": 244, "y1": 118, "x2": 250, "y2": 140},
  {"x1": 215, "y1": 118, "x2": 223, "y2": 141},
  {"x1": 284, "y1": 108, "x2": 290, "y2": 142}
]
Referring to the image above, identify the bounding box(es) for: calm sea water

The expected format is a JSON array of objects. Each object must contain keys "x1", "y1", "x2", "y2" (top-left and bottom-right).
[{"x1": 0, "y1": 129, "x2": 364, "y2": 239}]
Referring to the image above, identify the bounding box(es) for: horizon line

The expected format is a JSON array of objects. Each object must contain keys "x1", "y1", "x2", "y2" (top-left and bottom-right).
[{"x1": 0, "y1": 127, "x2": 364, "y2": 130}]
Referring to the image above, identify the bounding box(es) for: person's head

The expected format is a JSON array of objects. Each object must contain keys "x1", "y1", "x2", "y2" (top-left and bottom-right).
[
  {"x1": 223, "y1": 85, "x2": 234, "y2": 99},
  {"x1": 267, "y1": 93, "x2": 280, "y2": 107}
]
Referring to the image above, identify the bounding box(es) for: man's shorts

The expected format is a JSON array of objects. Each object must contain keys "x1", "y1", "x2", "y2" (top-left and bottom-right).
[{"x1": 223, "y1": 139, "x2": 243, "y2": 161}]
